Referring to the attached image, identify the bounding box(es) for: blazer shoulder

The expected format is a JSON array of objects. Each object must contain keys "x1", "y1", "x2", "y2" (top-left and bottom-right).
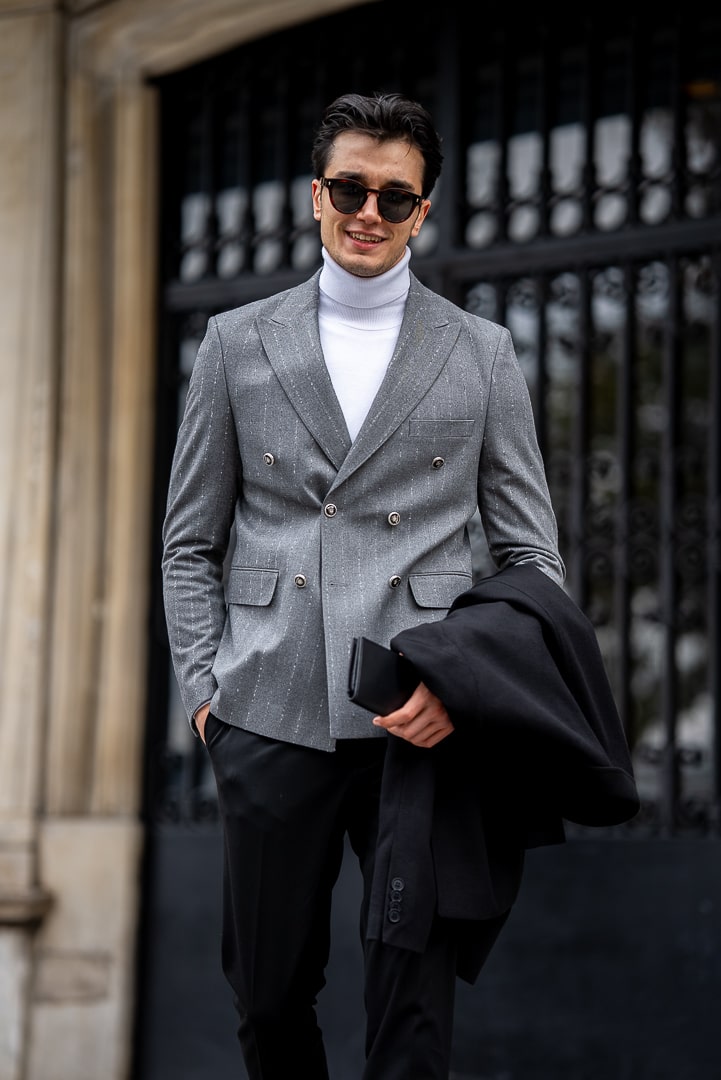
[
  {"x1": 212, "y1": 271, "x2": 321, "y2": 334},
  {"x1": 408, "y1": 273, "x2": 509, "y2": 344}
]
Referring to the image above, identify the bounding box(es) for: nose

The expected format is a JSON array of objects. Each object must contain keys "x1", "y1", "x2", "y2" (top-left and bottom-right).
[{"x1": 356, "y1": 190, "x2": 382, "y2": 221}]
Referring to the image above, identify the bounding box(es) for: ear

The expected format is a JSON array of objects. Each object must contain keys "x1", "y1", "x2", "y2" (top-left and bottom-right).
[
  {"x1": 312, "y1": 178, "x2": 323, "y2": 222},
  {"x1": 410, "y1": 198, "x2": 431, "y2": 237}
]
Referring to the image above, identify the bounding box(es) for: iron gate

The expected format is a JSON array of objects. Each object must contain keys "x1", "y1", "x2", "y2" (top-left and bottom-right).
[{"x1": 136, "y1": 5, "x2": 721, "y2": 1078}]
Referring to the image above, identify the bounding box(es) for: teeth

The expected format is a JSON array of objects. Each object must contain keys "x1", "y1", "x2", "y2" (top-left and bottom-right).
[{"x1": 350, "y1": 233, "x2": 381, "y2": 243}]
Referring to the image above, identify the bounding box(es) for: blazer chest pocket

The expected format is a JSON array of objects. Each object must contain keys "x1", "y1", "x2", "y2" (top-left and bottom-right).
[
  {"x1": 408, "y1": 419, "x2": 475, "y2": 438},
  {"x1": 225, "y1": 567, "x2": 278, "y2": 606}
]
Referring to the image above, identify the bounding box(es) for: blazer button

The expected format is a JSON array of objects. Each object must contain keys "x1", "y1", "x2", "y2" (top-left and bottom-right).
[
  {"x1": 387, "y1": 511, "x2": 401, "y2": 526},
  {"x1": 294, "y1": 574, "x2": 307, "y2": 588},
  {"x1": 388, "y1": 575, "x2": 402, "y2": 588},
  {"x1": 388, "y1": 909, "x2": 401, "y2": 923},
  {"x1": 431, "y1": 456, "x2": 445, "y2": 469},
  {"x1": 324, "y1": 503, "x2": 338, "y2": 518},
  {"x1": 263, "y1": 452, "x2": 275, "y2": 465},
  {"x1": 391, "y1": 877, "x2": 405, "y2": 891}
]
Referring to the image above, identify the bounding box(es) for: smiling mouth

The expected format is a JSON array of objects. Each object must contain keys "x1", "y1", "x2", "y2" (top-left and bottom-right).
[{"x1": 348, "y1": 232, "x2": 383, "y2": 244}]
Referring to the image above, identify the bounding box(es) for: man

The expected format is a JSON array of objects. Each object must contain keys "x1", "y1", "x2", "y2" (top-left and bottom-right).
[{"x1": 162, "y1": 91, "x2": 565, "y2": 1080}]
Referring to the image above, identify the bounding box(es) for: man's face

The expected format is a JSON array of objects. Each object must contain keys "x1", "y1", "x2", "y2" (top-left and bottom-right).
[{"x1": 311, "y1": 131, "x2": 431, "y2": 278}]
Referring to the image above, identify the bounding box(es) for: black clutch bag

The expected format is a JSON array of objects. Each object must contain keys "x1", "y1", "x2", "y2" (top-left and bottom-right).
[{"x1": 347, "y1": 636, "x2": 420, "y2": 715}]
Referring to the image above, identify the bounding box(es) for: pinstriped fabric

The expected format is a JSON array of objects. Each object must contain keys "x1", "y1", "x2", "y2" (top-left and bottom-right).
[{"x1": 162, "y1": 272, "x2": 565, "y2": 751}]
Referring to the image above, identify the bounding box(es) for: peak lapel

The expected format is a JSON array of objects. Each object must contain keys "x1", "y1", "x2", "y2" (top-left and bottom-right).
[{"x1": 257, "y1": 275, "x2": 351, "y2": 470}]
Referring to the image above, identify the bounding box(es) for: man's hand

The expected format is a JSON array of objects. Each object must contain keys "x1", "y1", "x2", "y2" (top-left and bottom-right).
[
  {"x1": 372, "y1": 681, "x2": 454, "y2": 748},
  {"x1": 195, "y1": 702, "x2": 211, "y2": 745}
]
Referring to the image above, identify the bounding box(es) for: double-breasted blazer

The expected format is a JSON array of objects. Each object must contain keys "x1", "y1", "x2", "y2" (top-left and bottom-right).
[{"x1": 161, "y1": 268, "x2": 565, "y2": 750}]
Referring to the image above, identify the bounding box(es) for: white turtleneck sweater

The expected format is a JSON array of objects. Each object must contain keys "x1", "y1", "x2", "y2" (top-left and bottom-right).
[{"x1": 318, "y1": 246, "x2": 411, "y2": 441}]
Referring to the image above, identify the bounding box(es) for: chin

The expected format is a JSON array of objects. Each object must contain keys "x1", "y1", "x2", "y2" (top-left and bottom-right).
[
  {"x1": 333, "y1": 252, "x2": 377, "y2": 277},
  {"x1": 347, "y1": 261, "x2": 382, "y2": 278}
]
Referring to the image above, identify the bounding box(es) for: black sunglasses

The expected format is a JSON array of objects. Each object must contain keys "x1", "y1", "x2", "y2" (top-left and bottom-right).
[{"x1": 320, "y1": 177, "x2": 424, "y2": 224}]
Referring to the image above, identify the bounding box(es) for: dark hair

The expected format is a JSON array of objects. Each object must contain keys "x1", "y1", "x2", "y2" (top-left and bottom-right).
[{"x1": 311, "y1": 91, "x2": 443, "y2": 198}]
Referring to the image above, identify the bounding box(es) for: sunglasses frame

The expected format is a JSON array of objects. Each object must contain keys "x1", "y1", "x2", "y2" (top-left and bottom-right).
[{"x1": 320, "y1": 177, "x2": 424, "y2": 224}]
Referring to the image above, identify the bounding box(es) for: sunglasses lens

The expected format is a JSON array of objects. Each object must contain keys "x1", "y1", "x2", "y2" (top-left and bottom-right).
[
  {"x1": 329, "y1": 181, "x2": 365, "y2": 214},
  {"x1": 377, "y1": 191, "x2": 416, "y2": 223}
]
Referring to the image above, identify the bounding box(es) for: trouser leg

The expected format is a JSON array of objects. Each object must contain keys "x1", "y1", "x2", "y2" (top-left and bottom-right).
[
  {"x1": 347, "y1": 786, "x2": 458, "y2": 1080},
  {"x1": 207, "y1": 722, "x2": 343, "y2": 1078},
  {"x1": 206, "y1": 719, "x2": 386, "y2": 1080},
  {"x1": 360, "y1": 919, "x2": 458, "y2": 1080}
]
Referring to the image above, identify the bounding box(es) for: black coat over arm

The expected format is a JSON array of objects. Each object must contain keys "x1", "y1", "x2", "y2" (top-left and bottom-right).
[{"x1": 367, "y1": 564, "x2": 640, "y2": 983}]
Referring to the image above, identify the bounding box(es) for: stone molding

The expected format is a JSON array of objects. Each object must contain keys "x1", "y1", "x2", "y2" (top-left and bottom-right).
[
  {"x1": 72, "y1": 0, "x2": 375, "y2": 78},
  {"x1": 0, "y1": 889, "x2": 53, "y2": 928}
]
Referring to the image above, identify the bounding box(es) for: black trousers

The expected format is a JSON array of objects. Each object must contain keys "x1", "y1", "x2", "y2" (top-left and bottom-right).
[{"x1": 205, "y1": 716, "x2": 459, "y2": 1080}]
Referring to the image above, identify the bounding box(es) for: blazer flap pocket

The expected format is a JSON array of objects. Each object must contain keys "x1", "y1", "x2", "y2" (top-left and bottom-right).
[
  {"x1": 225, "y1": 567, "x2": 278, "y2": 606},
  {"x1": 408, "y1": 419, "x2": 475, "y2": 438},
  {"x1": 409, "y1": 571, "x2": 472, "y2": 609}
]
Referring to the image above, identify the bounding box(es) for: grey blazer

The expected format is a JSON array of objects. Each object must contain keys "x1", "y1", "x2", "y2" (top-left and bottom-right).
[{"x1": 161, "y1": 270, "x2": 565, "y2": 750}]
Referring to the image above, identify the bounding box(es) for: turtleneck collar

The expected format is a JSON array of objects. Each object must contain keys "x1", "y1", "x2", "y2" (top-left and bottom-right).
[{"x1": 319, "y1": 246, "x2": 411, "y2": 311}]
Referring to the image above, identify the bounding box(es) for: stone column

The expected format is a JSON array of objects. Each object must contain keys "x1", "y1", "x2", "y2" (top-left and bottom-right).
[
  {"x1": 26, "y1": 59, "x2": 158, "y2": 1080},
  {"x1": 0, "y1": 4, "x2": 62, "y2": 1078}
]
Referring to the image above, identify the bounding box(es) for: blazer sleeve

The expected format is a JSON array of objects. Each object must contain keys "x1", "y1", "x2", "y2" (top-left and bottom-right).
[
  {"x1": 161, "y1": 317, "x2": 240, "y2": 724},
  {"x1": 476, "y1": 325, "x2": 565, "y2": 586}
]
